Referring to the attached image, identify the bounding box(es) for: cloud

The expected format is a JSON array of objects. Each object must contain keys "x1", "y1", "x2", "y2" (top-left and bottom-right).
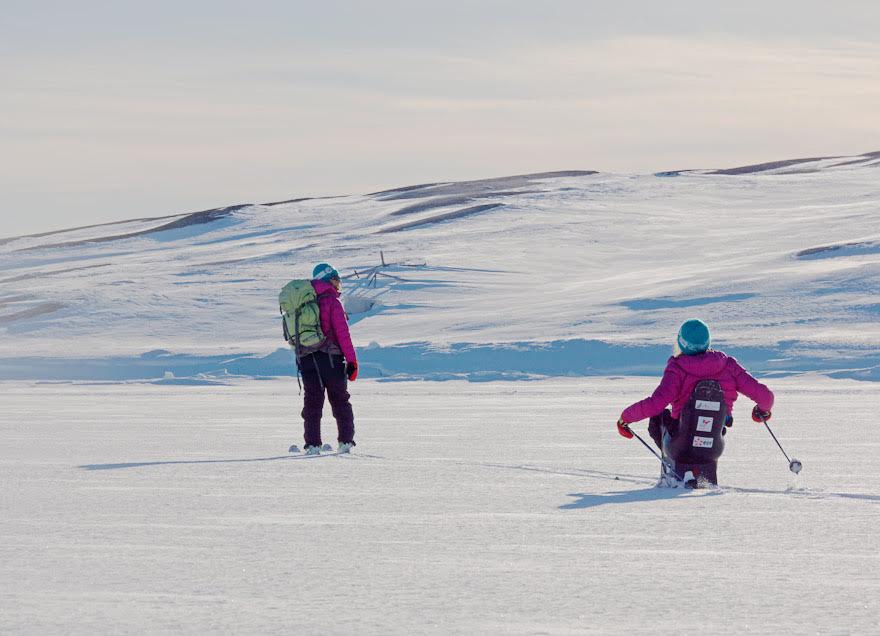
[{"x1": 1, "y1": 26, "x2": 879, "y2": 236}]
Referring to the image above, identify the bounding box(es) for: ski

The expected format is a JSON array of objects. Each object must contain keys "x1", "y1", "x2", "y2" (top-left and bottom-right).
[{"x1": 288, "y1": 443, "x2": 351, "y2": 456}]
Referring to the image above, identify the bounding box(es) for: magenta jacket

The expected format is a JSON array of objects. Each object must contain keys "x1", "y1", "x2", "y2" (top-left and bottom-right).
[
  {"x1": 311, "y1": 279, "x2": 357, "y2": 363},
  {"x1": 621, "y1": 350, "x2": 774, "y2": 423}
]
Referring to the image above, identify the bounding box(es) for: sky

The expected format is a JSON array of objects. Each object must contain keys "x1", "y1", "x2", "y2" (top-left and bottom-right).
[{"x1": 2, "y1": 1, "x2": 879, "y2": 238}]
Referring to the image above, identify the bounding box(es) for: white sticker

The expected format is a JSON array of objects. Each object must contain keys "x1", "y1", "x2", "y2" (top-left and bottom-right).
[
  {"x1": 696, "y1": 400, "x2": 721, "y2": 411},
  {"x1": 692, "y1": 436, "x2": 714, "y2": 448},
  {"x1": 697, "y1": 416, "x2": 715, "y2": 432}
]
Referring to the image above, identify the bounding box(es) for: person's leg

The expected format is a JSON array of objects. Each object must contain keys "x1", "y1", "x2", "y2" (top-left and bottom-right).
[
  {"x1": 321, "y1": 354, "x2": 355, "y2": 445},
  {"x1": 662, "y1": 409, "x2": 679, "y2": 438},
  {"x1": 299, "y1": 353, "x2": 326, "y2": 447},
  {"x1": 648, "y1": 410, "x2": 669, "y2": 449}
]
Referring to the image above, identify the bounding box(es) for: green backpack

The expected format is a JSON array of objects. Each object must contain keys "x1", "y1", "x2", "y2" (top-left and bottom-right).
[{"x1": 279, "y1": 279, "x2": 327, "y2": 359}]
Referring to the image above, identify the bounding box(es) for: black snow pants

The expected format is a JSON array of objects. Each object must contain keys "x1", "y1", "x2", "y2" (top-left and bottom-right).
[
  {"x1": 648, "y1": 409, "x2": 677, "y2": 450},
  {"x1": 299, "y1": 351, "x2": 355, "y2": 448}
]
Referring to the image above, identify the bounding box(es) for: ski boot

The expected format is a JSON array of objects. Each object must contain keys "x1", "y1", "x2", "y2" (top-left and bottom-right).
[
  {"x1": 658, "y1": 462, "x2": 696, "y2": 488},
  {"x1": 662, "y1": 458, "x2": 718, "y2": 488}
]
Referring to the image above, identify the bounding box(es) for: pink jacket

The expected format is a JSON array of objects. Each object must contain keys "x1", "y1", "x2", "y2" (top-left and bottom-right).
[
  {"x1": 311, "y1": 279, "x2": 357, "y2": 363},
  {"x1": 621, "y1": 350, "x2": 773, "y2": 423}
]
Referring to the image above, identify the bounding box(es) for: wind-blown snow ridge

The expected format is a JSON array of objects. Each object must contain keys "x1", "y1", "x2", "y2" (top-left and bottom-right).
[
  {"x1": 16, "y1": 204, "x2": 249, "y2": 251},
  {"x1": 1, "y1": 153, "x2": 879, "y2": 381}
]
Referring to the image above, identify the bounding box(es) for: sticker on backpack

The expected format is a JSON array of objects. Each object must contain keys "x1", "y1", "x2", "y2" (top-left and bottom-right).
[
  {"x1": 692, "y1": 436, "x2": 714, "y2": 448},
  {"x1": 696, "y1": 416, "x2": 714, "y2": 432},
  {"x1": 695, "y1": 400, "x2": 721, "y2": 411}
]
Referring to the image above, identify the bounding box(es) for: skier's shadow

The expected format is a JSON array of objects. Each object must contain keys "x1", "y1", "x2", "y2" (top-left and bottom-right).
[
  {"x1": 560, "y1": 487, "x2": 714, "y2": 509},
  {"x1": 81, "y1": 455, "x2": 320, "y2": 470}
]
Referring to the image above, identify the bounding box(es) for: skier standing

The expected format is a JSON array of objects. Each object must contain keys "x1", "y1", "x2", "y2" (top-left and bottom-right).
[
  {"x1": 293, "y1": 263, "x2": 358, "y2": 455},
  {"x1": 616, "y1": 319, "x2": 774, "y2": 484}
]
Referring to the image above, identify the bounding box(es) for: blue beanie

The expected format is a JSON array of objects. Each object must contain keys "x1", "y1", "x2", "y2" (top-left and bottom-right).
[
  {"x1": 677, "y1": 319, "x2": 711, "y2": 355},
  {"x1": 312, "y1": 263, "x2": 339, "y2": 281}
]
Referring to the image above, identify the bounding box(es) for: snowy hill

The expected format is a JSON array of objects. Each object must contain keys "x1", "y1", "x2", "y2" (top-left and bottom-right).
[
  {"x1": 3, "y1": 154, "x2": 880, "y2": 634},
  {"x1": 1, "y1": 151, "x2": 879, "y2": 381}
]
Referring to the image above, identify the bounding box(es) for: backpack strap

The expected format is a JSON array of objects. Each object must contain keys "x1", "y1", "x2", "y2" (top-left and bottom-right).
[
  {"x1": 315, "y1": 291, "x2": 338, "y2": 363},
  {"x1": 281, "y1": 305, "x2": 291, "y2": 343},
  {"x1": 293, "y1": 310, "x2": 302, "y2": 360}
]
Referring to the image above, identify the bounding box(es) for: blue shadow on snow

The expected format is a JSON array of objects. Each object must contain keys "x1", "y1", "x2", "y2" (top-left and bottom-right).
[
  {"x1": 621, "y1": 293, "x2": 756, "y2": 311},
  {"x1": 560, "y1": 487, "x2": 719, "y2": 509},
  {"x1": 3, "y1": 338, "x2": 880, "y2": 382},
  {"x1": 82, "y1": 454, "x2": 325, "y2": 470}
]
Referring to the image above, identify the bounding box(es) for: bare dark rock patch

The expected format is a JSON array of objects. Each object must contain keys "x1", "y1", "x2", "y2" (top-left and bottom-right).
[
  {"x1": 709, "y1": 156, "x2": 842, "y2": 175},
  {"x1": 0, "y1": 294, "x2": 31, "y2": 309},
  {"x1": 17, "y1": 205, "x2": 250, "y2": 252},
  {"x1": 369, "y1": 182, "x2": 442, "y2": 197},
  {"x1": 796, "y1": 240, "x2": 880, "y2": 260},
  {"x1": 0, "y1": 214, "x2": 199, "y2": 246},
  {"x1": 260, "y1": 195, "x2": 346, "y2": 207},
  {"x1": 698, "y1": 150, "x2": 876, "y2": 174},
  {"x1": 389, "y1": 190, "x2": 544, "y2": 217},
  {"x1": 377, "y1": 203, "x2": 506, "y2": 234},
  {"x1": 0, "y1": 263, "x2": 111, "y2": 284},
  {"x1": 372, "y1": 171, "x2": 597, "y2": 202},
  {"x1": 0, "y1": 302, "x2": 65, "y2": 324}
]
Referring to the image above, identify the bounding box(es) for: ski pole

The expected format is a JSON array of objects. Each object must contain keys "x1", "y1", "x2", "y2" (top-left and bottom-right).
[
  {"x1": 629, "y1": 428, "x2": 662, "y2": 462},
  {"x1": 624, "y1": 424, "x2": 682, "y2": 481},
  {"x1": 760, "y1": 417, "x2": 802, "y2": 474}
]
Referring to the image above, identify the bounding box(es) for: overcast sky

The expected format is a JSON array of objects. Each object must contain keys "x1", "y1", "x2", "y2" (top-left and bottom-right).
[{"x1": 2, "y1": 1, "x2": 879, "y2": 237}]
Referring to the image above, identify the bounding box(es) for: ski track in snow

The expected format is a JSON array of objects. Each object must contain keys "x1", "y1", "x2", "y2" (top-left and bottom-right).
[{"x1": 1, "y1": 376, "x2": 879, "y2": 634}]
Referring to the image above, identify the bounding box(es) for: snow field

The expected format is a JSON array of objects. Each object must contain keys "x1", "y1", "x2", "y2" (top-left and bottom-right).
[
  {"x1": 2, "y1": 156, "x2": 879, "y2": 382},
  {"x1": 1, "y1": 376, "x2": 878, "y2": 634}
]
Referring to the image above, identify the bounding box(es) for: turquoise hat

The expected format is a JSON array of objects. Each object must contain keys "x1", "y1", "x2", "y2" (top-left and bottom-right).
[
  {"x1": 677, "y1": 319, "x2": 711, "y2": 355},
  {"x1": 312, "y1": 263, "x2": 339, "y2": 281}
]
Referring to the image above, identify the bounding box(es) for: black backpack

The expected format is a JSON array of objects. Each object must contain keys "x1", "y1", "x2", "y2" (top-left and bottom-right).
[{"x1": 663, "y1": 379, "x2": 729, "y2": 464}]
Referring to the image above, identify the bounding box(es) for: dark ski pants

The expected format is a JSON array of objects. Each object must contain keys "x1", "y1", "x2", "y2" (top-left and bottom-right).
[
  {"x1": 299, "y1": 351, "x2": 355, "y2": 447},
  {"x1": 648, "y1": 409, "x2": 677, "y2": 450}
]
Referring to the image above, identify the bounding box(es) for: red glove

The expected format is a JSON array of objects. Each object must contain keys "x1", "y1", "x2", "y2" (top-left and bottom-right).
[
  {"x1": 751, "y1": 405, "x2": 771, "y2": 423},
  {"x1": 346, "y1": 361, "x2": 358, "y2": 382},
  {"x1": 617, "y1": 418, "x2": 633, "y2": 439}
]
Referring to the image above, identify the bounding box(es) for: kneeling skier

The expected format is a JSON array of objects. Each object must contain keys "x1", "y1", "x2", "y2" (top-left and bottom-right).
[{"x1": 616, "y1": 319, "x2": 774, "y2": 486}]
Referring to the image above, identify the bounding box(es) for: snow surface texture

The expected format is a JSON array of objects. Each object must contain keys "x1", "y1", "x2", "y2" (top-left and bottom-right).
[
  {"x1": 2, "y1": 155, "x2": 880, "y2": 633},
  {"x1": 1, "y1": 153, "x2": 880, "y2": 382},
  {"x1": 2, "y1": 377, "x2": 878, "y2": 634}
]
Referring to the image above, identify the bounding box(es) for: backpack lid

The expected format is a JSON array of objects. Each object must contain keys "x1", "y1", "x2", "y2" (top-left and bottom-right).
[{"x1": 279, "y1": 279, "x2": 316, "y2": 315}]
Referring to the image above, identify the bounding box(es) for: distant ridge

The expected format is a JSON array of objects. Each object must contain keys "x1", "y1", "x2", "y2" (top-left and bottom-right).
[
  {"x1": 708, "y1": 150, "x2": 880, "y2": 175},
  {"x1": 3, "y1": 152, "x2": 877, "y2": 244},
  {"x1": 370, "y1": 170, "x2": 598, "y2": 200},
  {"x1": 14, "y1": 204, "x2": 250, "y2": 251}
]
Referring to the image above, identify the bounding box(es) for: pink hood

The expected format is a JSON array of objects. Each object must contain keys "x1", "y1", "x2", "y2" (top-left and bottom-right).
[
  {"x1": 311, "y1": 279, "x2": 357, "y2": 362},
  {"x1": 621, "y1": 350, "x2": 774, "y2": 423}
]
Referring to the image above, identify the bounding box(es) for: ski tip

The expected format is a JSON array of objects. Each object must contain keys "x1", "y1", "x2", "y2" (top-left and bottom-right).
[{"x1": 288, "y1": 445, "x2": 301, "y2": 454}]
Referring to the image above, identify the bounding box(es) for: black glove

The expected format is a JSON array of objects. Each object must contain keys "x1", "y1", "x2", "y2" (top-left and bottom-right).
[
  {"x1": 345, "y1": 361, "x2": 358, "y2": 381},
  {"x1": 721, "y1": 415, "x2": 733, "y2": 436},
  {"x1": 751, "y1": 405, "x2": 772, "y2": 423}
]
